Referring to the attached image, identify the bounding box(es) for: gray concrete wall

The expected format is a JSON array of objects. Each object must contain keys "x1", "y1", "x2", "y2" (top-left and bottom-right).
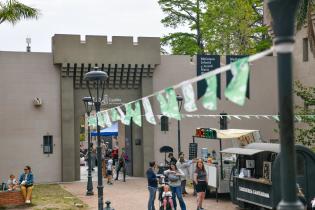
[
  {"x1": 293, "y1": 26, "x2": 315, "y2": 86},
  {"x1": 52, "y1": 34, "x2": 161, "y2": 66},
  {"x1": 152, "y1": 55, "x2": 279, "y2": 163},
  {"x1": 0, "y1": 51, "x2": 61, "y2": 183}
]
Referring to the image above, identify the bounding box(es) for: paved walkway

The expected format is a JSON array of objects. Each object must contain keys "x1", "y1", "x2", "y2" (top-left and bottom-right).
[{"x1": 62, "y1": 167, "x2": 237, "y2": 210}]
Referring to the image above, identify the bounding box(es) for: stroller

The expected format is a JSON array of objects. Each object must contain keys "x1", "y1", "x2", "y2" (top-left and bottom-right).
[{"x1": 157, "y1": 175, "x2": 173, "y2": 210}]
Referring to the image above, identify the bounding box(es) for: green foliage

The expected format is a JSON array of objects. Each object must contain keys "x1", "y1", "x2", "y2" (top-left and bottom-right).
[
  {"x1": 203, "y1": 0, "x2": 271, "y2": 55},
  {"x1": 0, "y1": 0, "x2": 39, "y2": 25},
  {"x1": 296, "y1": 0, "x2": 315, "y2": 57},
  {"x1": 296, "y1": 0, "x2": 314, "y2": 29},
  {"x1": 294, "y1": 81, "x2": 315, "y2": 147},
  {"x1": 158, "y1": 0, "x2": 271, "y2": 55},
  {"x1": 158, "y1": 0, "x2": 206, "y2": 55}
]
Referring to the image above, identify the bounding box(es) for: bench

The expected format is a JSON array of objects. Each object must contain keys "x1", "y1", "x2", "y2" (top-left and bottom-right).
[{"x1": 0, "y1": 191, "x2": 25, "y2": 207}]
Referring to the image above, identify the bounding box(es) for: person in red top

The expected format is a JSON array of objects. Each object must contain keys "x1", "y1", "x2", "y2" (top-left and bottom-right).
[{"x1": 111, "y1": 146, "x2": 119, "y2": 166}]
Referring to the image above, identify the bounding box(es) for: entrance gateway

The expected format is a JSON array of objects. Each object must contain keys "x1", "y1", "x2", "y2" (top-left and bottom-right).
[{"x1": 52, "y1": 34, "x2": 160, "y2": 181}]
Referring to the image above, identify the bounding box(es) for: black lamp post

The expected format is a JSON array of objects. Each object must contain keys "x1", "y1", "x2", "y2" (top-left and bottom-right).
[
  {"x1": 82, "y1": 96, "x2": 94, "y2": 196},
  {"x1": 84, "y1": 67, "x2": 109, "y2": 210},
  {"x1": 176, "y1": 94, "x2": 183, "y2": 155},
  {"x1": 268, "y1": 1, "x2": 304, "y2": 210}
]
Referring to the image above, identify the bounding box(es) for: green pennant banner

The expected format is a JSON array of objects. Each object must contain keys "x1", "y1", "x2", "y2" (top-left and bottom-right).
[
  {"x1": 97, "y1": 112, "x2": 105, "y2": 127},
  {"x1": 142, "y1": 97, "x2": 156, "y2": 125},
  {"x1": 110, "y1": 108, "x2": 121, "y2": 122},
  {"x1": 181, "y1": 83, "x2": 197, "y2": 112},
  {"x1": 88, "y1": 116, "x2": 97, "y2": 127},
  {"x1": 117, "y1": 107, "x2": 128, "y2": 125},
  {"x1": 125, "y1": 101, "x2": 142, "y2": 127},
  {"x1": 156, "y1": 87, "x2": 181, "y2": 120},
  {"x1": 272, "y1": 115, "x2": 280, "y2": 121},
  {"x1": 225, "y1": 57, "x2": 250, "y2": 106},
  {"x1": 103, "y1": 111, "x2": 112, "y2": 127},
  {"x1": 202, "y1": 75, "x2": 217, "y2": 110}
]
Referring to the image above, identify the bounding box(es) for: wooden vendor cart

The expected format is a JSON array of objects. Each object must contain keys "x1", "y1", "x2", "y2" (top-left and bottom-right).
[{"x1": 221, "y1": 143, "x2": 315, "y2": 209}]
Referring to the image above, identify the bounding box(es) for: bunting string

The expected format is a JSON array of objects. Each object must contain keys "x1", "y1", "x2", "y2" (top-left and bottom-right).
[{"x1": 86, "y1": 47, "x2": 300, "y2": 128}]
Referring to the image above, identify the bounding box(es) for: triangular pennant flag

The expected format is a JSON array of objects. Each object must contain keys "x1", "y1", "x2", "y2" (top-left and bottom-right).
[
  {"x1": 142, "y1": 97, "x2": 156, "y2": 125},
  {"x1": 255, "y1": 115, "x2": 260, "y2": 119},
  {"x1": 97, "y1": 112, "x2": 105, "y2": 127},
  {"x1": 272, "y1": 115, "x2": 280, "y2": 121},
  {"x1": 295, "y1": 115, "x2": 302, "y2": 122},
  {"x1": 110, "y1": 108, "x2": 121, "y2": 122},
  {"x1": 117, "y1": 107, "x2": 128, "y2": 125},
  {"x1": 88, "y1": 116, "x2": 97, "y2": 127},
  {"x1": 225, "y1": 57, "x2": 250, "y2": 106},
  {"x1": 233, "y1": 115, "x2": 241, "y2": 120},
  {"x1": 202, "y1": 75, "x2": 217, "y2": 110},
  {"x1": 243, "y1": 115, "x2": 250, "y2": 119},
  {"x1": 103, "y1": 111, "x2": 112, "y2": 128},
  {"x1": 156, "y1": 88, "x2": 181, "y2": 120},
  {"x1": 181, "y1": 83, "x2": 197, "y2": 112},
  {"x1": 125, "y1": 101, "x2": 142, "y2": 127},
  {"x1": 263, "y1": 115, "x2": 270, "y2": 119},
  {"x1": 227, "y1": 115, "x2": 231, "y2": 120}
]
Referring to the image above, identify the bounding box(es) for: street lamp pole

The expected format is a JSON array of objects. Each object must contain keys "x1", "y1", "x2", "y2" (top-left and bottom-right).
[
  {"x1": 267, "y1": 1, "x2": 304, "y2": 210},
  {"x1": 84, "y1": 68, "x2": 109, "y2": 210},
  {"x1": 82, "y1": 97, "x2": 94, "y2": 196},
  {"x1": 176, "y1": 95, "x2": 183, "y2": 155}
]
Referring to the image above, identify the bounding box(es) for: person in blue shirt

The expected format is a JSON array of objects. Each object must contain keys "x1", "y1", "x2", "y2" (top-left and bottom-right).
[
  {"x1": 19, "y1": 165, "x2": 34, "y2": 204},
  {"x1": 146, "y1": 161, "x2": 158, "y2": 210}
]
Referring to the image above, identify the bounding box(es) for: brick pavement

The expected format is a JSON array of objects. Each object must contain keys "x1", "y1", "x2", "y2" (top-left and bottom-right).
[{"x1": 62, "y1": 176, "x2": 237, "y2": 210}]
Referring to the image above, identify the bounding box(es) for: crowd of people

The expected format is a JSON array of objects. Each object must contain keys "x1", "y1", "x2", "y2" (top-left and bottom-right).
[
  {"x1": 81, "y1": 142, "x2": 128, "y2": 184},
  {"x1": 1, "y1": 165, "x2": 34, "y2": 204},
  {"x1": 146, "y1": 152, "x2": 208, "y2": 210}
]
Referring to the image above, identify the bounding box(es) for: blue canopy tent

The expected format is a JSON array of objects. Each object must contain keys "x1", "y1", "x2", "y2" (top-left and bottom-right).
[{"x1": 91, "y1": 122, "x2": 118, "y2": 137}]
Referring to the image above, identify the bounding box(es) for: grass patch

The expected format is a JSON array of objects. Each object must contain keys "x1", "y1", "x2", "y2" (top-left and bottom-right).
[{"x1": 2, "y1": 184, "x2": 88, "y2": 210}]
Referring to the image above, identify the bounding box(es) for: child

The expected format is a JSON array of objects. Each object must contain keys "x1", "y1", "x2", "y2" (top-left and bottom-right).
[
  {"x1": 107, "y1": 155, "x2": 113, "y2": 185},
  {"x1": 7, "y1": 174, "x2": 18, "y2": 191},
  {"x1": 162, "y1": 185, "x2": 174, "y2": 210}
]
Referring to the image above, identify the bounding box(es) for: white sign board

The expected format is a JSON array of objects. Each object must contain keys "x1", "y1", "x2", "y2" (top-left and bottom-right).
[{"x1": 206, "y1": 165, "x2": 217, "y2": 188}]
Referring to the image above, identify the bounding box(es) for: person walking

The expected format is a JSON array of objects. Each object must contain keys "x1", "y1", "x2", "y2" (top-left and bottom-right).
[
  {"x1": 101, "y1": 142, "x2": 107, "y2": 178},
  {"x1": 176, "y1": 152, "x2": 193, "y2": 196},
  {"x1": 115, "y1": 153, "x2": 126, "y2": 182},
  {"x1": 164, "y1": 163, "x2": 186, "y2": 210},
  {"x1": 146, "y1": 161, "x2": 158, "y2": 210},
  {"x1": 194, "y1": 159, "x2": 208, "y2": 210},
  {"x1": 106, "y1": 155, "x2": 114, "y2": 185}
]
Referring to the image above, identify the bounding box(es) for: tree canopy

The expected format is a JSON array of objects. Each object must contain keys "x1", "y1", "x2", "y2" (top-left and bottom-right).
[
  {"x1": 0, "y1": 0, "x2": 39, "y2": 25},
  {"x1": 158, "y1": 0, "x2": 271, "y2": 55}
]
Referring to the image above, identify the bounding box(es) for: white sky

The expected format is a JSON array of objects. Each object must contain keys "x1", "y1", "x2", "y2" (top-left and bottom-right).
[{"x1": 0, "y1": 0, "x2": 183, "y2": 52}]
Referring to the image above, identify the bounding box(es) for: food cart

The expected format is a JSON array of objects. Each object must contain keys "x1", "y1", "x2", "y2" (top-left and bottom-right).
[
  {"x1": 221, "y1": 143, "x2": 315, "y2": 209},
  {"x1": 190, "y1": 128, "x2": 262, "y2": 201}
]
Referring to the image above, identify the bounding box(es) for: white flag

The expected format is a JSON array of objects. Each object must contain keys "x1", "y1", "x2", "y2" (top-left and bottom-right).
[
  {"x1": 103, "y1": 111, "x2": 112, "y2": 128},
  {"x1": 117, "y1": 107, "x2": 128, "y2": 125},
  {"x1": 181, "y1": 83, "x2": 197, "y2": 112},
  {"x1": 142, "y1": 97, "x2": 156, "y2": 125}
]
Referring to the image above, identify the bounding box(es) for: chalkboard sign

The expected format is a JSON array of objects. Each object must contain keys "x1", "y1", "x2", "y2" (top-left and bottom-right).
[
  {"x1": 189, "y1": 143, "x2": 198, "y2": 160},
  {"x1": 197, "y1": 55, "x2": 221, "y2": 99},
  {"x1": 226, "y1": 55, "x2": 250, "y2": 98}
]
